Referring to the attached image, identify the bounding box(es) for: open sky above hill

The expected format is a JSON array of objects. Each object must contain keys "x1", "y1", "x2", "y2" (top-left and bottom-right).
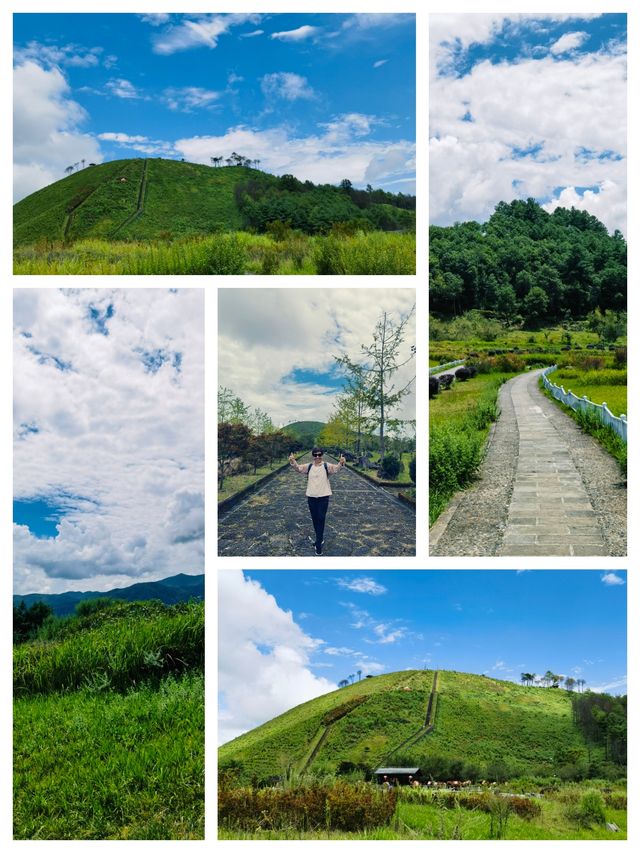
[
  {"x1": 13, "y1": 12, "x2": 415, "y2": 202},
  {"x1": 218, "y1": 288, "x2": 415, "y2": 429},
  {"x1": 13, "y1": 289, "x2": 204, "y2": 595},
  {"x1": 219, "y1": 570, "x2": 627, "y2": 744},
  {"x1": 430, "y1": 13, "x2": 626, "y2": 234}
]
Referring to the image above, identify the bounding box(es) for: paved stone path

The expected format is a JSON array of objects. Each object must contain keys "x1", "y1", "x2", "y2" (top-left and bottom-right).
[
  {"x1": 431, "y1": 369, "x2": 626, "y2": 556},
  {"x1": 219, "y1": 454, "x2": 415, "y2": 556}
]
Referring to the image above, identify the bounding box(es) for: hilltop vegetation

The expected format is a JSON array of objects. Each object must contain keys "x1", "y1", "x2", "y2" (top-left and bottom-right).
[
  {"x1": 14, "y1": 597, "x2": 204, "y2": 839},
  {"x1": 13, "y1": 158, "x2": 416, "y2": 275},
  {"x1": 430, "y1": 199, "x2": 626, "y2": 324}
]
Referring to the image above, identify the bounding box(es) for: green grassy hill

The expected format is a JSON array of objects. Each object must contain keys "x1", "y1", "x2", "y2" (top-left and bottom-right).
[
  {"x1": 220, "y1": 669, "x2": 598, "y2": 783},
  {"x1": 282, "y1": 421, "x2": 326, "y2": 446},
  {"x1": 13, "y1": 158, "x2": 415, "y2": 247}
]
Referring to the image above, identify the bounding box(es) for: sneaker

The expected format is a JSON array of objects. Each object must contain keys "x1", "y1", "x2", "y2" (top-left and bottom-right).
[
  {"x1": 309, "y1": 537, "x2": 325, "y2": 548},
  {"x1": 315, "y1": 544, "x2": 323, "y2": 556}
]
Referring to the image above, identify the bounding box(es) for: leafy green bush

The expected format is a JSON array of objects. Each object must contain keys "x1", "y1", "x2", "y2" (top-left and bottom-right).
[
  {"x1": 409, "y1": 456, "x2": 416, "y2": 483},
  {"x1": 576, "y1": 790, "x2": 606, "y2": 826},
  {"x1": 380, "y1": 454, "x2": 402, "y2": 480}
]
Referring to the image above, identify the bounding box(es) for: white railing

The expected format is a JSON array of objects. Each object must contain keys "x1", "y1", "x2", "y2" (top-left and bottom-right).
[
  {"x1": 429, "y1": 359, "x2": 464, "y2": 375},
  {"x1": 542, "y1": 366, "x2": 627, "y2": 443}
]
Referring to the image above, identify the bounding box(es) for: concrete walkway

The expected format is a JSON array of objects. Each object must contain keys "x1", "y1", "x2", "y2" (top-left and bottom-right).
[
  {"x1": 431, "y1": 369, "x2": 626, "y2": 556},
  {"x1": 219, "y1": 453, "x2": 415, "y2": 556},
  {"x1": 498, "y1": 370, "x2": 608, "y2": 556}
]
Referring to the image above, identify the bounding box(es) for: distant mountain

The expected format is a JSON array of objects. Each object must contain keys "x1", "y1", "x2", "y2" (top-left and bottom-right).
[
  {"x1": 14, "y1": 572, "x2": 204, "y2": 617},
  {"x1": 283, "y1": 421, "x2": 326, "y2": 446},
  {"x1": 14, "y1": 158, "x2": 416, "y2": 247}
]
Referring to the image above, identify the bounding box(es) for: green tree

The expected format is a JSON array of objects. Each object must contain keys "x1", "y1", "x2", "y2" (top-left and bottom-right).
[
  {"x1": 522, "y1": 286, "x2": 549, "y2": 327},
  {"x1": 218, "y1": 422, "x2": 251, "y2": 488}
]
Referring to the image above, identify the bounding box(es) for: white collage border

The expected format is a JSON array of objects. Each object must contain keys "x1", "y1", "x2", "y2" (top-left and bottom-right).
[{"x1": 0, "y1": 0, "x2": 635, "y2": 849}]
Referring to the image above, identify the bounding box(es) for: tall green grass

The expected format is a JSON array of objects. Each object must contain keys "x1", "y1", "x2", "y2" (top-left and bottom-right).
[
  {"x1": 14, "y1": 230, "x2": 415, "y2": 275},
  {"x1": 14, "y1": 600, "x2": 204, "y2": 695},
  {"x1": 429, "y1": 376, "x2": 506, "y2": 525},
  {"x1": 14, "y1": 673, "x2": 204, "y2": 840}
]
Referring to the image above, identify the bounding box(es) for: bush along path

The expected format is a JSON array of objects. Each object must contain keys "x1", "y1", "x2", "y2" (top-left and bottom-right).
[
  {"x1": 431, "y1": 369, "x2": 626, "y2": 556},
  {"x1": 218, "y1": 452, "x2": 415, "y2": 556}
]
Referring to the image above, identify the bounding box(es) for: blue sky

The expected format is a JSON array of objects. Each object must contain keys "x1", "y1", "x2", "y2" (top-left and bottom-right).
[
  {"x1": 13, "y1": 12, "x2": 415, "y2": 202},
  {"x1": 430, "y1": 13, "x2": 626, "y2": 233},
  {"x1": 13, "y1": 290, "x2": 204, "y2": 595},
  {"x1": 219, "y1": 570, "x2": 627, "y2": 743},
  {"x1": 218, "y1": 289, "x2": 415, "y2": 428}
]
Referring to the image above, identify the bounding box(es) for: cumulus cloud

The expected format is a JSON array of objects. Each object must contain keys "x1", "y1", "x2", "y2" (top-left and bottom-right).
[
  {"x1": 270, "y1": 25, "x2": 319, "y2": 42},
  {"x1": 430, "y1": 21, "x2": 626, "y2": 233},
  {"x1": 550, "y1": 31, "x2": 589, "y2": 55},
  {"x1": 151, "y1": 13, "x2": 260, "y2": 54},
  {"x1": 174, "y1": 116, "x2": 414, "y2": 192},
  {"x1": 337, "y1": 577, "x2": 387, "y2": 595},
  {"x1": 218, "y1": 571, "x2": 335, "y2": 744},
  {"x1": 601, "y1": 572, "x2": 625, "y2": 586},
  {"x1": 217, "y1": 289, "x2": 415, "y2": 428},
  {"x1": 164, "y1": 86, "x2": 221, "y2": 111},
  {"x1": 13, "y1": 60, "x2": 102, "y2": 201},
  {"x1": 14, "y1": 289, "x2": 204, "y2": 595},
  {"x1": 106, "y1": 78, "x2": 144, "y2": 99},
  {"x1": 14, "y1": 41, "x2": 105, "y2": 68},
  {"x1": 261, "y1": 72, "x2": 315, "y2": 101}
]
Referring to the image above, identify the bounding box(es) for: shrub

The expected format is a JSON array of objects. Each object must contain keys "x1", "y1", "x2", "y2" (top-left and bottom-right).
[
  {"x1": 409, "y1": 456, "x2": 416, "y2": 484},
  {"x1": 429, "y1": 376, "x2": 440, "y2": 399},
  {"x1": 613, "y1": 346, "x2": 627, "y2": 368},
  {"x1": 75, "y1": 597, "x2": 117, "y2": 618},
  {"x1": 218, "y1": 782, "x2": 397, "y2": 832},
  {"x1": 494, "y1": 352, "x2": 525, "y2": 373},
  {"x1": 455, "y1": 367, "x2": 471, "y2": 381},
  {"x1": 576, "y1": 791, "x2": 606, "y2": 826},
  {"x1": 380, "y1": 454, "x2": 402, "y2": 480},
  {"x1": 438, "y1": 373, "x2": 454, "y2": 389},
  {"x1": 189, "y1": 236, "x2": 247, "y2": 274}
]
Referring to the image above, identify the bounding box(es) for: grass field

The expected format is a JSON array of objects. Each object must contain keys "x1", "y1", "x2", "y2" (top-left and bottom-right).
[
  {"x1": 14, "y1": 230, "x2": 415, "y2": 275},
  {"x1": 218, "y1": 456, "x2": 290, "y2": 502},
  {"x1": 546, "y1": 368, "x2": 627, "y2": 416},
  {"x1": 14, "y1": 599, "x2": 204, "y2": 840},
  {"x1": 219, "y1": 783, "x2": 627, "y2": 840},
  {"x1": 429, "y1": 372, "x2": 512, "y2": 525}
]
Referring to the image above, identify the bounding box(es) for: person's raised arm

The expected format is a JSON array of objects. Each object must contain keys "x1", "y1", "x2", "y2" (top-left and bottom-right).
[
  {"x1": 289, "y1": 452, "x2": 308, "y2": 474},
  {"x1": 327, "y1": 454, "x2": 346, "y2": 474}
]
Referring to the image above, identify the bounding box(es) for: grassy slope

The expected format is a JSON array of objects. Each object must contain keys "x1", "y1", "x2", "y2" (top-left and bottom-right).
[
  {"x1": 219, "y1": 670, "x2": 592, "y2": 782},
  {"x1": 14, "y1": 600, "x2": 204, "y2": 840},
  {"x1": 13, "y1": 160, "x2": 276, "y2": 245},
  {"x1": 13, "y1": 160, "x2": 142, "y2": 245}
]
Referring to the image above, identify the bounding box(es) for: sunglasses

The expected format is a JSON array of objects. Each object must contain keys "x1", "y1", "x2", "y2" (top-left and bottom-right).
[{"x1": 312, "y1": 452, "x2": 323, "y2": 457}]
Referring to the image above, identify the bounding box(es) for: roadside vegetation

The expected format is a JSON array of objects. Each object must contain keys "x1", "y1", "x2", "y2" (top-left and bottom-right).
[{"x1": 14, "y1": 597, "x2": 204, "y2": 840}]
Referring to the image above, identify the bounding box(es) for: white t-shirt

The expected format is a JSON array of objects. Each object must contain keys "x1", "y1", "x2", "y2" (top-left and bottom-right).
[{"x1": 306, "y1": 463, "x2": 332, "y2": 498}]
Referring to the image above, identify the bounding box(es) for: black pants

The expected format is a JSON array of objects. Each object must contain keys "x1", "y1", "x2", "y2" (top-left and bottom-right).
[{"x1": 307, "y1": 496, "x2": 330, "y2": 547}]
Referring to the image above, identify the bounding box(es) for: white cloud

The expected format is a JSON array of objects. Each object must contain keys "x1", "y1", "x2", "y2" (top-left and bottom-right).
[
  {"x1": 550, "y1": 31, "x2": 589, "y2": 56},
  {"x1": 240, "y1": 30, "x2": 263, "y2": 39},
  {"x1": 97, "y1": 132, "x2": 150, "y2": 144},
  {"x1": 106, "y1": 78, "x2": 143, "y2": 99},
  {"x1": 164, "y1": 86, "x2": 221, "y2": 111},
  {"x1": 430, "y1": 39, "x2": 626, "y2": 233},
  {"x1": 174, "y1": 118, "x2": 415, "y2": 192},
  {"x1": 140, "y1": 13, "x2": 170, "y2": 26},
  {"x1": 14, "y1": 289, "x2": 203, "y2": 595},
  {"x1": 261, "y1": 72, "x2": 315, "y2": 102},
  {"x1": 218, "y1": 571, "x2": 335, "y2": 744},
  {"x1": 373, "y1": 59, "x2": 388, "y2": 69},
  {"x1": 601, "y1": 572, "x2": 625, "y2": 586},
  {"x1": 270, "y1": 25, "x2": 319, "y2": 43},
  {"x1": 217, "y1": 289, "x2": 415, "y2": 428},
  {"x1": 587, "y1": 676, "x2": 627, "y2": 695},
  {"x1": 337, "y1": 577, "x2": 387, "y2": 596},
  {"x1": 372, "y1": 623, "x2": 406, "y2": 644},
  {"x1": 152, "y1": 14, "x2": 259, "y2": 54},
  {"x1": 14, "y1": 41, "x2": 104, "y2": 68},
  {"x1": 13, "y1": 61, "x2": 102, "y2": 202}
]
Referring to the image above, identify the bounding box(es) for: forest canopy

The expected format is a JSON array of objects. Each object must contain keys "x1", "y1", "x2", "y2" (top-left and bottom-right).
[{"x1": 429, "y1": 199, "x2": 626, "y2": 323}]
